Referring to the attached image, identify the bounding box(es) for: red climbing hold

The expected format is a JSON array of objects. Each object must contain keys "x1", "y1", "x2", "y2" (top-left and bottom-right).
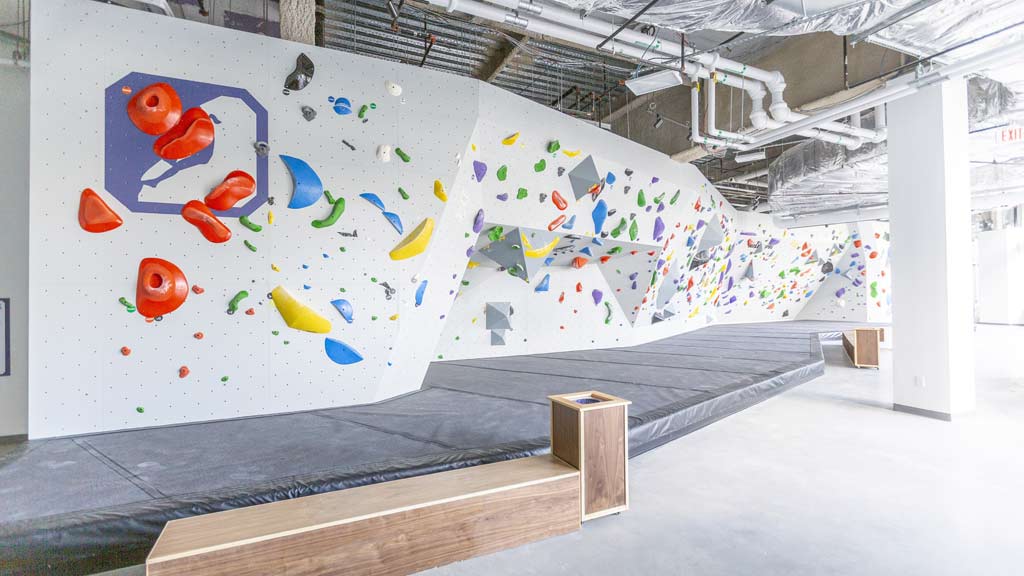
[
  {"x1": 192, "y1": 285, "x2": 205, "y2": 294},
  {"x1": 551, "y1": 191, "x2": 568, "y2": 211},
  {"x1": 136, "y1": 258, "x2": 189, "y2": 318},
  {"x1": 127, "y1": 82, "x2": 183, "y2": 135},
  {"x1": 245, "y1": 308, "x2": 255, "y2": 316},
  {"x1": 120, "y1": 346, "x2": 131, "y2": 356},
  {"x1": 153, "y1": 107, "x2": 215, "y2": 160},
  {"x1": 194, "y1": 332, "x2": 204, "y2": 340},
  {"x1": 78, "y1": 188, "x2": 123, "y2": 233},
  {"x1": 548, "y1": 214, "x2": 567, "y2": 231},
  {"x1": 571, "y1": 257, "x2": 588, "y2": 269},
  {"x1": 575, "y1": 282, "x2": 583, "y2": 293},
  {"x1": 178, "y1": 366, "x2": 190, "y2": 379},
  {"x1": 854, "y1": 239, "x2": 863, "y2": 248},
  {"x1": 869, "y1": 251, "x2": 878, "y2": 259},
  {"x1": 558, "y1": 292, "x2": 565, "y2": 303},
  {"x1": 599, "y1": 255, "x2": 611, "y2": 264},
  {"x1": 181, "y1": 200, "x2": 232, "y2": 243},
  {"x1": 205, "y1": 170, "x2": 256, "y2": 211}
]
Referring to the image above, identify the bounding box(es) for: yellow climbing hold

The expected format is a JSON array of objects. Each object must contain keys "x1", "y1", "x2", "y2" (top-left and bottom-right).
[
  {"x1": 270, "y1": 286, "x2": 332, "y2": 333},
  {"x1": 467, "y1": 261, "x2": 480, "y2": 269},
  {"x1": 502, "y1": 132, "x2": 520, "y2": 145},
  {"x1": 268, "y1": 210, "x2": 275, "y2": 225},
  {"x1": 471, "y1": 144, "x2": 477, "y2": 151},
  {"x1": 271, "y1": 263, "x2": 280, "y2": 272},
  {"x1": 689, "y1": 306, "x2": 701, "y2": 319},
  {"x1": 390, "y1": 217, "x2": 435, "y2": 261},
  {"x1": 562, "y1": 149, "x2": 581, "y2": 158},
  {"x1": 433, "y1": 180, "x2": 447, "y2": 203},
  {"x1": 389, "y1": 314, "x2": 399, "y2": 321},
  {"x1": 521, "y1": 232, "x2": 560, "y2": 259}
]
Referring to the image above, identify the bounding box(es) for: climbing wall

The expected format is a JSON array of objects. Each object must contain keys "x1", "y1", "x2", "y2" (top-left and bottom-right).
[
  {"x1": 30, "y1": 0, "x2": 479, "y2": 437},
  {"x1": 29, "y1": 0, "x2": 889, "y2": 438}
]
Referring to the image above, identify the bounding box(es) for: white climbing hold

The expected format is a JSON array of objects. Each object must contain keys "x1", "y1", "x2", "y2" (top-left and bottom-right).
[
  {"x1": 385, "y1": 80, "x2": 403, "y2": 96},
  {"x1": 377, "y1": 144, "x2": 392, "y2": 163}
]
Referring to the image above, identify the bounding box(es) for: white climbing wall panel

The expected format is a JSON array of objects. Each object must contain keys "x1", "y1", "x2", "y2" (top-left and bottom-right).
[{"x1": 29, "y1": 0, "x2": 890, "y2": 437}]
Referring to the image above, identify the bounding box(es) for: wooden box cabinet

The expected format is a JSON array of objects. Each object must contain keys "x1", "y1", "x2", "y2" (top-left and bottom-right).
[
  {"x1": 549, "y1": 391, "x2": 631, "y2": 522},
  {"x1": 842, "y1": 327, "x2": 885, "y2": 369}
]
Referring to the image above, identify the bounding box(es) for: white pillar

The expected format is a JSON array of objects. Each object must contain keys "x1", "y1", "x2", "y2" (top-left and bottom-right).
[{"x1": 887, "y1": 78, "x2": 975, "y2": 420}]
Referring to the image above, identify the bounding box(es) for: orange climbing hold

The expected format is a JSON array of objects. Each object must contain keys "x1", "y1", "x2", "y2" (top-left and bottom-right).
[
  {"x1": 127, "y1": 82, "x2": 183, "y2": 135},
  {"x1": 178, "y1": 366, "x2": 190, "y2": 378},
  {"x1": 153, "y1": 107, "x2": 215, "y2": 160},
  {"x1": 193, "y1": 332, "x2": 204, "y2": 340},
  {"x1": 205, "y1": 170, "x2": 256, "y2": 211},
  {"x1": 571, "y1": 257, "x2": 588, "y2": 269},
  {"x1": 181, "y1": 200, "x2": 232, "y2": 243},
  {"x1": 78, "y1": 188, "x2": 123, "y2": 233},
  {"x1": 551, "y1": 191, "x2": 568, "y2": 210},
  {"x1": 120, "y1": 346, "x2": 131, "y2": 356},
  {"x1": 136, "y1": 258, "x2": 189, "y2": 318},
  {"x1": 548, "y1": 214, "x2": 567, "y2": 231}
]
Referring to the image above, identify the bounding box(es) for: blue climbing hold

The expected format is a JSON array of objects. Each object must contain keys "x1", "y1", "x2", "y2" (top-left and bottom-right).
[
  {"x1": 561, "y1": 215, "x2": 577, "y2": 230},
  {"x1": 383, "y1": 211, "x2": 403, "y2": 234},
  {"x1": 330, "y1": 299, "x2": 354, "y2": 323},
  {"x1": 580, "y1": 246, "x2": 593, "y2": 257},
  {"x1": 359, "y1": 192, "x2": 386, "y2": 211},
  {"x1": 605, "y1": 172, "x2": 616, "y2": 185},
  {"x1": 325, "y1": 337, "x2": 363, "y2": 364},
  {"x1": 281, "y1": 155, "x2": 324, "y2": 209},
  {"x1": 332, "y1": 97, "x2": 352, "y2": 115},
  {"x1": 592, "y1": 199, "x2": 608, "y2": 234},
  {"x1": 415, "y1": 280, "x2": 428, "y2": 307},
  {"x1": 535, "y1": 274, "x2": 551, "y2": 292}
]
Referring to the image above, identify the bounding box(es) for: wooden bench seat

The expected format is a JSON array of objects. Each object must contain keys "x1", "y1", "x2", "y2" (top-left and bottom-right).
[
  {"x1": 147, "y1": 455, "x2": 580, "y2": 576},
  {"x1": 842, "y1": 328, "x2": 885, "y2": 369}
]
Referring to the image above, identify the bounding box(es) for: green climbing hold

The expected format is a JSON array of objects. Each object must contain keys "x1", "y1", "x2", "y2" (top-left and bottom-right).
[
  {"x1": 371, "y1": 315, "x2": 378, "y2": 321},
  {"x1": 637, "y1": 189, "x2": 646, "y2": 207},
  {"x1": 118, "y1": 297, "x2": 136, "y2": 314},
  {"x1": 272, "y1": 330, "x2": 279, "y2": 336},
  {"x1": 759, "y1": 289, "x2": 770, "y2": 298},
  {"x1": 628, "y1": 219, "x2": 639, "y2": 241},
  {"x1": 488, "y1": 226, "x2": 504, "y2": 243},
  {"x1": 239, "y1": 215, "x2": 262, "y2": 232},
  {"x1": 244, "y1": 240, "x2": 257, "y2": 252},
  {"x1": 516, "y1": 187, "x2": 528, "y2": 200},
  {"x1": 228, "y1": 290, "x2": 249, "y2": 313},
  {"x1": 534, "y1": 159, "x2": 546, "y2": 172},
  {"x1": 608, "y1": 246, "x2": 623, "y2": 255},
  {"x1": 653, "y1": 192, "x2": 665, "y2": 204},
  {"x1": 221, "y1": 376, "x2": 229, "y2": 382},
  {"x1": 547, "y1": 140, "x2": 560, "y2": 153},
  {"x1": 394, "y1": 148, "x2": 411, "y2": 163},
  {"x1": 870, "y1": 281, "x2": 879, "y2": 298},
  {"x1": 604, "y1": 301, "x2": 613, "y2": 325},
  {"x1": 324, "y1": 190, "x2": 337, "y2": 205},
  {"x1": 370, "y1": 102, "x2": 377, "y2": 109},
  {"x1": 670, "y1": 190, "x2": 681, "y2": 205},
  {"x1": 312, "y1": 197, "x2": 346, "y2": 228},
  {"x1": 370, "y1": 277, "x2": 378, "y2": 283},
  {"x1": 461, "y1": 280, "x2": 470, "y2": 286},
  {"x1": 358, "y1": 104, "x2": 369, "y2": 118},
  {"x1": 779, "y1": 270, "x2": 786, "y2": 279},
  {"x1": 398, "y1": 187, "x2": 409, "y2": 200},
  {"x1": 497, "y1": 165, "x2": 508, "y2": 181},
  {"x1": 135, "y1": 406, "x2": 145, "y2": 413},
  {"x1": 610, "y1": 218, "x2": 627, "y2": 238}
]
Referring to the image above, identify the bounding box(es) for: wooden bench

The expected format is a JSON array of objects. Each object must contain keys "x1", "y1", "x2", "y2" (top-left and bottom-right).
[
  {"x1": 842, "y1": 328, "x2": 885, "y2": 369},
  {"x1": 147, "y1": 455, "x2": 580, "y2": 576},
  {"x1": 147, "y1": 390, "x2": 630, "y2": 576}
]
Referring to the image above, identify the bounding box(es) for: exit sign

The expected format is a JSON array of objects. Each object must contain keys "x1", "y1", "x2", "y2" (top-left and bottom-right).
[{"x1": 996, "y1": 124, "x2": 1023, "y2": 144}]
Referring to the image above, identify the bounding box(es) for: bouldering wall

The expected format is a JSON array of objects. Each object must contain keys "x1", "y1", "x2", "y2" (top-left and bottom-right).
[
  {"x1": 29, "y1": 0, "x2": 885, "y2": 438},
  {"x1": 30, "y1": 0, "x2": 480, "y2": 437}
]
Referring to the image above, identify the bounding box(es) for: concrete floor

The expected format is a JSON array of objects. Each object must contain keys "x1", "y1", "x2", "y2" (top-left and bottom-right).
[{"x1": 98, "y1": 325, "x2": 1024, "y2": 576}]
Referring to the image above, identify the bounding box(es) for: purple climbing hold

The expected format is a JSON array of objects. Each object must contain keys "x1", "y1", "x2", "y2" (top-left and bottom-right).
[
  {"x1": 592, "y1": 289, "x2": 603, "y2": 305},
  {"x1": 651, "y1": 176, "x2": 660, "y2": 184},
  {"x1": 768, "y1": 238, "x2": 781, "y2": 246},
  {"x1": 629, "y1": 272, "x2": 639, "y2": 281},
  {"x1": 497, "y1": 193, "x2": 508, "y2": 201},
  {"x1": 473, "y1": 209, "x2": 485, "y2": 233},
  {"x1": 696, "y1": 219, "x2": 706, "y2": 230},
  {"x1": 466, "y1": 246, "x2": 474, "y2": 258},
  {"x1": 473, "y1": 160, "x2": 487, "y2": 182},
  {"x1": 835, "y1": 287, "x2": 846, "y2": 298},
  {"x1": 653, "y1": 216, "x2": 665, "y2": 240}
]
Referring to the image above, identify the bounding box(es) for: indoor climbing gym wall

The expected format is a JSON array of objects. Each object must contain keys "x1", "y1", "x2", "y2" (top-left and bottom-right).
[{"x1": 29, "y1": 0, "x2": 885, "y2": 438}]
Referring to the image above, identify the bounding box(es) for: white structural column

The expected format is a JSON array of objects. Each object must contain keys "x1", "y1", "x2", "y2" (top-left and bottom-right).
[{"x1": 887, "y1": 78, "x2": 975, "y2": 420}]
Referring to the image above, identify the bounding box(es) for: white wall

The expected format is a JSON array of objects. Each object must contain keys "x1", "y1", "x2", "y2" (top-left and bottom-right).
[
  {"x1": 0, "y1": 63, "x2": 30, "y2": 437},
  {"x1": 975, "y1": 228, "x2": 1024, "y2": 325}
]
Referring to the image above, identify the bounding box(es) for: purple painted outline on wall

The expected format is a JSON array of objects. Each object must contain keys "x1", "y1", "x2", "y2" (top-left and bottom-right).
[
  {"x1": 1, "y1": 298, "x2": 9, "y2": 377},
  {"x1": 104, "y1": 72, "x2": 269, "y2": 217}
]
